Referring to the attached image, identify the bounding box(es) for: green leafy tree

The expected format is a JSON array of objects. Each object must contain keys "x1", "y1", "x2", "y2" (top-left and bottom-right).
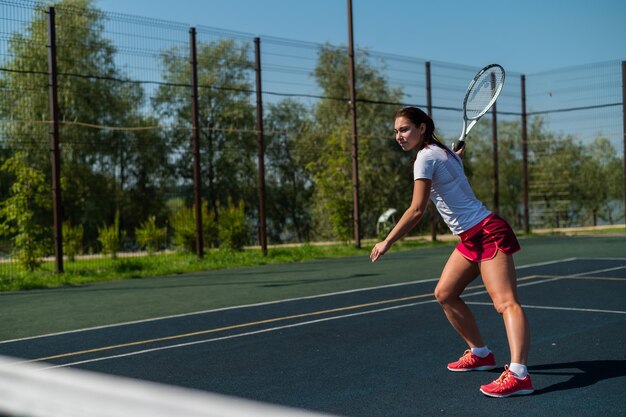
[
  {"x1": 264, "y1": 99, "x2": 314, "y2": 243},
  {"x1": 463, "y1": 119, "x2": 523, "y2": 228},
  {"x1": 0, "y1": 153, "x2": 51, "y2": 271},
  {"x1": 528, "y1": 120, "x2": 583, "y2": 228},
  {"x1": 0, "y1": 0, "x2": 171, "y2": 251},
  {"x1": 153, "y1": 38, "x2": 256, "y2": 235},
  {"x1": 466, "y1": 115, "x2": 623, "y2": 230},
  {"x1": 309, "y1": 44, "x2": 406, "y2": 240},
  {"x1": 306, "y1": 129, "x2": 354, "y2": 241},
  {"x1": 577, "y1": 135, "x2": 623, "y2": 225}
]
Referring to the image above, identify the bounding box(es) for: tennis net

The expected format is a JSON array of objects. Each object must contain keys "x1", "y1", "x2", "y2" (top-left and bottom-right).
[{"x1": 0, "y1": 355, "x2": 339, "y2": 417}]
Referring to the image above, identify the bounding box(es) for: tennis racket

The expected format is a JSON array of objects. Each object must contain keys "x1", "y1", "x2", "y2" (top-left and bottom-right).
[{"x1": 453, "y1": 64, "x2": 505, "y2": 152}]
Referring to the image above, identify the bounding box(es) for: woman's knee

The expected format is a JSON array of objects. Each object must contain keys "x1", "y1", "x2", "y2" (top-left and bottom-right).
[
  {"x1": 434, "y1": 284, "x2": 460, "y2": 306},
  {"x1": 492, "y1": 299, "x2": 522, "y2": 315}
]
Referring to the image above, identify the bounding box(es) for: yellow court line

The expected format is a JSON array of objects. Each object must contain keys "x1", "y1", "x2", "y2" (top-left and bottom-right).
[
  {"x1": 562, "y1": 276, "x2": 626, "y2": 282},
  {"x1": 24, "y1": 292, "x2": 438, "y2": 364},
  {"x1": 21, "y1": 274, "x2": 555, "y2": 365},
  {"x1": 524, "y1": 275, "x2": 626, "y2": 282}
]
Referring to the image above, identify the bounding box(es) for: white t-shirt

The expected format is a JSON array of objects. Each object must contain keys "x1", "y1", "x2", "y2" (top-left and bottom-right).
[{"x1": 413, "y1": 145, "x2": 491, "y2": 235}]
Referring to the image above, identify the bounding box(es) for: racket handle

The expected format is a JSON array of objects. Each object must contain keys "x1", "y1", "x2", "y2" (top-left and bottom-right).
[{"x1": 453, "y1": 140, "x2": 466, "y2": 152}]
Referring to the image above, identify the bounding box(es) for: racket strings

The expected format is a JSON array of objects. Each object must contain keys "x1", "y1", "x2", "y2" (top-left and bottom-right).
[{"x1": 465, "y1": 68, "x2": 504, "y2": 119}]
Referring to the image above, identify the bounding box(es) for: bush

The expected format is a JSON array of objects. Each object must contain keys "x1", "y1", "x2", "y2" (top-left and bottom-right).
[
  {"x1": 0, "y1": 153, "x2": 51, "y2": 271},
  {"x1": 169, "y1": 201, "x2": 217, "y2": 253},
  {"x1": 98, "y1": 212, "x2": 125, "y2": 259},
  {"x1": 219, "y1": 198, "x2": 249, "y2": 251},
  {"x1": 135, "y1": 216, "x2": 166, "y2": 255},
  {"x1": 63, "y1": 222, "x2": 84, "y2": 262}
]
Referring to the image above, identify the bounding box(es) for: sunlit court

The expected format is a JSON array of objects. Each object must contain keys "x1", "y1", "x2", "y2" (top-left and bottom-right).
[{"x1": 0, "y1": 0, "x2": 625, "y2": 416}]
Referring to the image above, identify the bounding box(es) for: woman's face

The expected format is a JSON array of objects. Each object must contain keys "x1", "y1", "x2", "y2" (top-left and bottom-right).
[{"x1": 394, "y1": 116, "x2": 426, "y2": 152}]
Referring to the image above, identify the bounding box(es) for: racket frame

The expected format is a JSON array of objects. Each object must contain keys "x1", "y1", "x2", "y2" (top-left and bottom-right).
[{"x1": 455, "y1": 63, "x2": 505, "y2": 151}]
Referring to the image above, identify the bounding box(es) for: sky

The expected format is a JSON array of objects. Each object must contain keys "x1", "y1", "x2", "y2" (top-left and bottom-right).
[{"x1": 95, "y1": 0, "x2": 626, "y2": 75}]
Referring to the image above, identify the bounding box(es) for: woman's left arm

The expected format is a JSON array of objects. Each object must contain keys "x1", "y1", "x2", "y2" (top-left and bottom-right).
[{"x1": 370, "y1": 178, "x2": 431, "y2": 262}]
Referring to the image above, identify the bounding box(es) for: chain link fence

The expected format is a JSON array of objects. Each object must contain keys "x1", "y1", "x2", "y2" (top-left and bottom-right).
[{"x1": 1, "y1": 0, "x2": 624, "y2": 279}]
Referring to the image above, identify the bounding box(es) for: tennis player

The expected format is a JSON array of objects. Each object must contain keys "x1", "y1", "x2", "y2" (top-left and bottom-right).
[{"x1": 370, "y1": 107, "x2": 534, "y2": 397}]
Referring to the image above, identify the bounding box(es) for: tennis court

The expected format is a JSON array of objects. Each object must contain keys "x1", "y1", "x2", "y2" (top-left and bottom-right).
[{"x1": 1, "y1": 235, "x2": 625, "y2": 416}]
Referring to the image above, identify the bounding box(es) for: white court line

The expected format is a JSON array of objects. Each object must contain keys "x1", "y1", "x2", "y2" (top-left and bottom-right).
[
  {"x1": 466, "y1": 302, "x2": 626, "y2": 315},
  {"x1": 569, "y1": 265, "x2": 626, "y2": 277},
  {"x1": 41, "y1": 298, "x2": 442, "y2": 369},
  {"x1": 463, "y1": 265, "x2": 626, "y2": 313},
  {"x1": 41, "y1": 265, "x2": 626, "y2": 369},
  {"x1": 0, "y1": 256, "x2": 598, "y2": 344},
  {"x1": 575, "y1": 257, "x2": 626, "y2": 261}
]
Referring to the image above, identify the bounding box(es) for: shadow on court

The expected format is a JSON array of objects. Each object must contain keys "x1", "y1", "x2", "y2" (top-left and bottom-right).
[{"x1": 530, "y1": 360, "x2": 626, "y2": 395}]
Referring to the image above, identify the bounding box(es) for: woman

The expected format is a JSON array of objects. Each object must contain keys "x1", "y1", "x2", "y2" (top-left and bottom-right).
[{"x1": 370, "y1": 107, "x2": 533, "y2": 397}]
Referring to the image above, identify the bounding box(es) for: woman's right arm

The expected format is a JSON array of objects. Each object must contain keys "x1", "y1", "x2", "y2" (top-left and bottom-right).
[{"x1": 370, "y1": 178, "x2": 431, "y2": 262}]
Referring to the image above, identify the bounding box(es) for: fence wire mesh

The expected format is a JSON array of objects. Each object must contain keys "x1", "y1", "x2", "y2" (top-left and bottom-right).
[{"x1": 0, "y1": 0, "x2": 623, "y2": 282}]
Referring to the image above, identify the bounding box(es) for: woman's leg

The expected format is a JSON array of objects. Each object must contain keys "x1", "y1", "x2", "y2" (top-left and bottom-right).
[
  {"x1": 434, "y1": 249, "x2": 483, "y2": 348},
  {"x1": 478, "y1": 251, "x2": 530, "y2": 364}
]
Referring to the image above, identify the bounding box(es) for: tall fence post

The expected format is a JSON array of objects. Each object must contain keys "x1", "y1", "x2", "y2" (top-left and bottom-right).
[
  {"x1": 189, "y1": 27, "x2": 203, "y2": 258},
  {"x1": 521, "y1": 74, "x2": 530, "y2": 233},
  {"x1": 491, "y1": 72, "x2": 499, "y2": 214},
  {"x1": 425, "y1": 61, "x2": 437, "y2": 241},
  {"x1": 622, "y1": 61, "x2": 626, "y2": 232},
  {"x1": 347, "y1": 0, "x2": 361, "y2": 248},
  {"x1": 46, "y1": 7, "x2": 63, "y2": 273},
  {"x1": 254, "y1": 37, "x2": 268, "y2": 256}
]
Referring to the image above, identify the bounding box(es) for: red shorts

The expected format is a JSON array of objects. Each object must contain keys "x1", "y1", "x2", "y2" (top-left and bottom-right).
[{"x1": 456, "y1": 213, "x2": 521, "y2": 262}]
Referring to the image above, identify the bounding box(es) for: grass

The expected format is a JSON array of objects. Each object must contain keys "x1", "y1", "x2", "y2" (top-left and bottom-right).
[
  {"x1": 0, "y1": 238, "x2": 454, "y2": 292},
  {"x1": 3, "y1": 224, "x2": 622, "y2": 292}
]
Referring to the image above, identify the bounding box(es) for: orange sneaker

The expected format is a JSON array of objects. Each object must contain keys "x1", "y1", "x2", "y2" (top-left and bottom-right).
[
  {"x1": 447, "y1": 349, "x2": 497, "y2": 372},
  {"x1": 480, "y1": 365, "x2": 534, "y2": 397}
]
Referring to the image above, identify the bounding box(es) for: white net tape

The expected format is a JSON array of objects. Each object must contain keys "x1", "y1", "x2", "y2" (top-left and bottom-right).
[{"x1": 0, "y1": 355, "x2": 339, "y2": 417}]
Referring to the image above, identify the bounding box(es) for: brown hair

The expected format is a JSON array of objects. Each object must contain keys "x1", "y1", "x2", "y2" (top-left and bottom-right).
[{"x1": 394, "y1": 106, "x2": 456, "y2": 158}]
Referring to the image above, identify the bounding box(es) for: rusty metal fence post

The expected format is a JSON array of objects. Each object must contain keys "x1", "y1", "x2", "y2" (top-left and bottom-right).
[
  {"x1": 189, "y1": 27, "x2": 204, "y2": 258},
  {"x1": 46, "y1": 7, "x2": 63, "y2": 273},
  {"x1": 425, "y1": 61, "x2": 437, "y2": 241},
  {"x1": 622, "y1": 61, "x2": 626, "y2": 232},
  {"x1": 254, "y1": 37, "x2": 268, "y2": 256},
  {"x1": 520, "y1": 74, "x2": 530, "y2": 233},
  {"x1": 347, "y1": 0, "x2": 361, "y2": 248},
  {"x1": 491, "y1": 72, "x2": 499, "y2": 215}
]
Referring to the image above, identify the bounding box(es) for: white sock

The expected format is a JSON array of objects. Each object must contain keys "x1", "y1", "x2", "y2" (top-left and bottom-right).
[
  {"x1": 470, "y1": 346, "x2": 491, "y2": 358},
  {"x1": 509, "y1": 362, "x2": 528, "y2": 379}
]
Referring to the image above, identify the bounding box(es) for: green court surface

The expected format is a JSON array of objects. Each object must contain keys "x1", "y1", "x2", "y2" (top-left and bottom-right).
[
  {"x1": 0, "y1": 234, "x2": 624, "y2": 340},
  {"x1": 0, "y1": 234, "x2": 625, "y2": 416}
]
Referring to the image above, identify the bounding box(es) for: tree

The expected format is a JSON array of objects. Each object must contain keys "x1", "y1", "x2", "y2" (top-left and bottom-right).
[
  {"x1": 528, "y1": 119, "x2": 583, "y2": 228},
  {"x1": 577, "y1": 135, "x2": 623, "y2": 225},
  {"x1": 0, "y1": 153, "x2": 51, "y2": 271},
  {"x1": 153, "y1": 38, "x2": 257, "y2": 238},
  {"x1": 308, "y1": 44, "x2": 406, "y2": 240},
  {"x1": 468, "y1": 115, "x2": 624, "y2": 230},
  {"x1": 463, "y1": 118, "x2": 523, "y2": 228},
  {"x1": 0, "y1": 0, "x2": 170, "y2": 251},
  {"x1": 264, "y1": 99, "x2": 314, "y2": 243},
  {"x1": 307, "y1": 129, "x2": 354, "y2": 240}
]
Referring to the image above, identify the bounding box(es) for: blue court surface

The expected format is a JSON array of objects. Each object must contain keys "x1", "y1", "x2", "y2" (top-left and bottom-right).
[{"x1": 1, "y1": 249, "x2": 625, "y2": 416}]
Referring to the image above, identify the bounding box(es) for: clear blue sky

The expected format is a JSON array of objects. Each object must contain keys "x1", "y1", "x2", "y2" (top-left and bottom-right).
[{"x1": 96, "y1": 0, "x2": 626, "y2": 74}]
